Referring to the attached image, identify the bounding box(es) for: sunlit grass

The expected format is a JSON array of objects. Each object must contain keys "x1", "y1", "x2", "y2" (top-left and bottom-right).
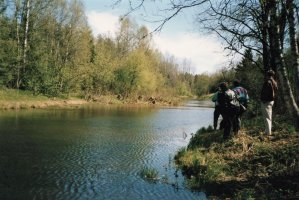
[
  {"x1": 0, "y1": 88, "x2": 86, "y2": 109},
  {"x1": 0, "y1": 88, "x2": 48, "y2": 101}
]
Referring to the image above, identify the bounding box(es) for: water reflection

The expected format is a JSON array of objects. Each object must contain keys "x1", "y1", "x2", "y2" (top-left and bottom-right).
[
  {"x1": 0, "y1": 102, "x2": 213, "y2": 199},
  {"x1": 184, "y1": 99, "x2": 214, "y2": 108}
]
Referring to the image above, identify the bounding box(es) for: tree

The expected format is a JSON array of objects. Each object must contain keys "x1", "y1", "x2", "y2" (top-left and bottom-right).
[
  {"x1": 0, "y1": 0, "x2": 94, "y2": 96},
  {"x1": 235, "y1": 49, "x2": 263, "y2": 105},
  {"x1": 84, "y1": 35, "x2": 118, "y2": 98},
  {"x1": 266, "y1": 0, "x2": 299, "y2": 128},
  {"x1": 113, "y1": 0, "x2": 299, "y2": 129},
  {"x1": 286, "y1": 0, "x2": 299, "y2": 105},
  {"x1": 0, "y1": 1, "x2": 14, "y2": 87}
]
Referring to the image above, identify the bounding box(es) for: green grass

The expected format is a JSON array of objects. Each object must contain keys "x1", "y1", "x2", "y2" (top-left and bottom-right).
[
  {"x1": 0, "y1": 88, "x2": 87, "y2": 109},
  {"x1": 0, "y1": 88, "x2": 186, "y2": 109},
  {"x1": 139, "y1": 167, "x2": 159, "y2": 181},
  {"x1": 174, "y1": 115, "x2": 299, "y2": 199},
  {"x1": 0, "y1": 88, "x2": 49, "y2": 101}
]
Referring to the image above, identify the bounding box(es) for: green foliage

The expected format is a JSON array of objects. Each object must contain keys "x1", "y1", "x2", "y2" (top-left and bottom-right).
[
  {"x1": 0, "y1": 0, "x2": 225, "y2": 99},
  {"x1": 174, "y1": 147, "x2": 187, "y2": 161},
  {"x1": 0, "y1": 0, "x2": 93, "y2": 97},
  {"x1": 139, "y1": 167, "x2": 159, "y2": 180},
  {"x1": 252, "y1": 144, "x2": 299, "y2": 177},
  {"x1": 192, "y1": 67, "x2": 237, "y2": 97},
  {"x1": 0, "y1": 0, "x2": 270, "y2": 101},
  {"x1": 114, "y1": 65, "x2": 139, "y2": 97},
  {"x1": 0, "y1": 88, "x2": 48, "y2": 101},
  {"x1": 234, "y1": 49, "x2": 263, "y2": 103},
  {"x1": 193, "y1": 74, "x2": 211, "y2": 96},
  {"x1": 187, "y1": 126, "x2": 218, "y2": 149},
  {"x1": 180, "y1": 152, "x2": 226, "y2": 190},
  {"x1": 233, "y1": 189, "x2": 255, "y2": 200}
]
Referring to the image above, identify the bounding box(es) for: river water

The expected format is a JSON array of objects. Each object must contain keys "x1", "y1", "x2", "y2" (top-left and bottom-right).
[{"x1": 0, "y1": 100, "x2": 214, "y2": 200}]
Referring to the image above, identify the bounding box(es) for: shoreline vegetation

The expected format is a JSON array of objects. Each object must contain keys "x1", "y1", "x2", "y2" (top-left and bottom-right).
[
  {"x1": 0, "y1": 88, "x2": 185, "y2": 110},
  {"x1": 174, "y1": 115, "x2": 299, "y2": 199}
]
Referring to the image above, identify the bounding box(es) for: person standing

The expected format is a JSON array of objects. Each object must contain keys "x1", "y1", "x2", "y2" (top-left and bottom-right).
[
  {"x1": 217, "y1": 82, "x2": 239, "y2": 140},
  {"x1": 260, "y1": 70, "x2": 278, "y2": 135},
  {"x1": 232, "y1": 79, "x2": 249, "y2": 134}
]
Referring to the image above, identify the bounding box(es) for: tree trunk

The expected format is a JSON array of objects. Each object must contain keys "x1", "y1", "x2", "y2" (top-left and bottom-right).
[
  {"x1": 286, "y1": 0, "x2": 299, "y2": 106},
  {"x1": 268, "y1": 1, "x2": 278, "y2": 73},
  {"x1": 14, "y1": 0, "x2": 22, "y2": 89},
  {"x1": 22, "y1": 0, "x2": 30, "y2": 71},
  {"x1": 278, "y1": 0, "x2": 287, "y2": 51},
  {"x1": 260, "y1": 1, "x2": 270, "y2": 72},
  {"x1": 269, "y1": 0, "x2": 299, "y2": 130}
]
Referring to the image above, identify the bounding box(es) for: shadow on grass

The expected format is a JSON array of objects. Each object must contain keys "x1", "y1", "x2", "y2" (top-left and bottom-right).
[{"x1": 190, "y1": 171, "x2": 299, "y2": 199}]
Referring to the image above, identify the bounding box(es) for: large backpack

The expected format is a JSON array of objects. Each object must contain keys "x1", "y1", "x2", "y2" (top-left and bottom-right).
[
  {"x1": 218, "y1": 90, "x2": 240, "y2": 112},
  {"x1": 233, "y1": 86, "x2": 249, "y2": 105},
  {"x1": 218, "y1": 91, "x2": 231, "y2": 108}
]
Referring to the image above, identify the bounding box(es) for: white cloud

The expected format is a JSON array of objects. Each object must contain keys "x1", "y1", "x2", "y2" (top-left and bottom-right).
[
  {"x1": 86, "y1": 11, "x2": 229, "y2": 74},
  {"x1": 87, "y1": 11, "x2": 119, "y2": 37},
  {"x1": 153, "y1": 33, "x2": 229, "y2": 74}
]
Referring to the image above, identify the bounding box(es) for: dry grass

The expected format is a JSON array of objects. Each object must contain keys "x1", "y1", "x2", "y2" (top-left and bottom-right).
[
  {"x1": 0, "y1": 89, "x2": 184, "y2": 109},
  {"x1": 0, "y1": 88, "x2": 87, "y2": 109},
  {"x1": 174, "y1": 116, "x2": 299, "y2": 199}
]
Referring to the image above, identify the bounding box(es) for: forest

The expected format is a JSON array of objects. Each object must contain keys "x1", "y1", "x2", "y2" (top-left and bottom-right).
[
  {"x1": 0, "y1": 0, "x2": 219, "y2": 101},
  {"x1": 0, "y1": 0, "x2": 299, "y2": 128}
]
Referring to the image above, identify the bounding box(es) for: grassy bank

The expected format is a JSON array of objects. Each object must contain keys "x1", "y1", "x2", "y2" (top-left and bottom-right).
[
  {"x1": 0, "y1": 88, "x2": 184, "y2": 109},
  {"x1": 174, "y1": 115, "x2": 299, "y2": 199},
  {"x1": 0, "y1": 89, "x2": 88, "y2": 109}
]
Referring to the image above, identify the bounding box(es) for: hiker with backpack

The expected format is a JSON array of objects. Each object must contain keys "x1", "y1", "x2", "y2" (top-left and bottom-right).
[
  {"x1": 232, "y1": 79, "x2": 249, "y2": 134},
  {"x1": 260, "y1": 70, "x2": 278, "y2": 135},
  {"x1": 217, "y1": 82, "x2": 240, "y2": 140}
]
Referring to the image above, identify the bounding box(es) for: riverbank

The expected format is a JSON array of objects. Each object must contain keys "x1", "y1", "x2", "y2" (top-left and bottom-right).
[
  {"x1": 174, "y1": 115, "x2": 299, "y2": 199},
  {"x1": 0, "y1": 89, "x2": 87, "y2": 109},
  {"x1": 0, "y1": 88, "x2": 184, "y2": 109}
]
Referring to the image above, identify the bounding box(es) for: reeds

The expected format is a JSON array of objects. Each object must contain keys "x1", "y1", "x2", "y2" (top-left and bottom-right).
[{"x1": 139, "y1": 167, "x2": 159, "y2": 181}]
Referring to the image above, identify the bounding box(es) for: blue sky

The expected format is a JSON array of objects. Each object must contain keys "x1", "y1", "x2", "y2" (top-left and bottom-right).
[{"x1": 83, "y1": 0, "x2": 231, "y2": 74}]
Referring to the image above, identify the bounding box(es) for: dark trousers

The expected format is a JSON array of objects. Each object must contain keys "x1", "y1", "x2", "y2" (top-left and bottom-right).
[
  {"x1": 234, "y1": 113, "x2": 241, "y2": 133},
  {"x1": 233, "y1": 103, "x2": 246, "y2": 134},
  {"x1": 221, "y1": 106, "x2": 238, "y2": 140},
  {"x1": 222, "y1": 113, "x2": 233, "y2": 139}
]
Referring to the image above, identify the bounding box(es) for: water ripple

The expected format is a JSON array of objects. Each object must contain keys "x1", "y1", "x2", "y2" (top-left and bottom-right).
[{"x1": 0, "y1": 104, "x2": 213, "y2": 199}]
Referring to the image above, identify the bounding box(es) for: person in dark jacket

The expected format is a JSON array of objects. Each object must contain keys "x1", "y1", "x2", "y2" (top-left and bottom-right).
[
  {"x1": 260, "y1": 70, "x2": 278, "y2": 135},
  {"x1": 217, "y1": 82, "x2": 239, "y2": 140},
  {"x1": 232, "y1": 79, "x2": 249, "y2": 134}
]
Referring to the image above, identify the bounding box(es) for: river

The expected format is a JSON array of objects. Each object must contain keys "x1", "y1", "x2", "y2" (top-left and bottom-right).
[{"x1": 0, "y1": 100, "x2": 214, "y2": 200}]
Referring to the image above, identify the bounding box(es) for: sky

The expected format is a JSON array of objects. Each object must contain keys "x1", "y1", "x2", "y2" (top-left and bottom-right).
[{"x1": 83, "y1": 0, "x2": 231, "y2": 74}]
